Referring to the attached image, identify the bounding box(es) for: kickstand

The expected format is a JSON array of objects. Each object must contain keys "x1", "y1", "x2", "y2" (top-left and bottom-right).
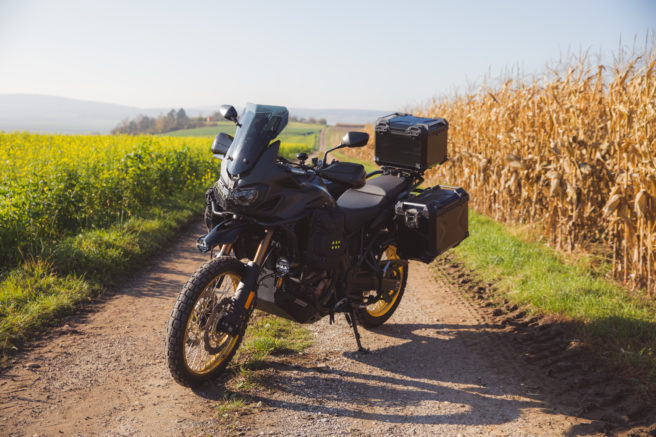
[{"x1": 344, "y1": 311, "x2": 368, "y2": 354}]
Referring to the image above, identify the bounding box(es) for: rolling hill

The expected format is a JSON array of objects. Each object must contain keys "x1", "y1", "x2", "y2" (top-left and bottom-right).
[{"x1": 0, "y1": 94, "x2": 390, "y2": 134}]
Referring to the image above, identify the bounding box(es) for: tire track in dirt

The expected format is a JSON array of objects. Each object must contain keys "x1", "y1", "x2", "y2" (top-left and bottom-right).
[{"x1": 434, "y1": 254, "x2": 656, "y2": 436}]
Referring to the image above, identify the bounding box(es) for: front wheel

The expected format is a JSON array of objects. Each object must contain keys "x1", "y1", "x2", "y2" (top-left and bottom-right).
[
  {"x1": 355, "y1": 246, "x2": 408, "y2": 328},
  {"x1": 166, "y1": 256, "x2": 246, "y2": 387}
]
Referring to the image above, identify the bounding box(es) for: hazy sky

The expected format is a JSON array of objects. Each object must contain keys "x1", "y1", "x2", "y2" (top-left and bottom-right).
[{"x1": 0, "y1": 0, "x2": 653, "y2": 110}]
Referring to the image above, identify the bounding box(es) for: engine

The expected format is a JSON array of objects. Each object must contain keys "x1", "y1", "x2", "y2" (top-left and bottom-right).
[{"x1": 280, "y1": 267, "x2": 333, "y2": 310}]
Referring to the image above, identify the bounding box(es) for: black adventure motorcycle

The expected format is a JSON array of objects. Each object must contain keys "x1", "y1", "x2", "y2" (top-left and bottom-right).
[{"x1": 166, "y1": 103, "x2": 469, "y2": 387}]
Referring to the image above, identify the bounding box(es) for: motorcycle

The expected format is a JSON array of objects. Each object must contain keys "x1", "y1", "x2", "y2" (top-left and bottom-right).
[{"x1": 165, "y1": 103, "x2": 468, "y2": 387}]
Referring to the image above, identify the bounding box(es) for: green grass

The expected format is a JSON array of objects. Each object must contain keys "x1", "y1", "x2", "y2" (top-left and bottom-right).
[
  {"x1": 454, "y1": 212, "x2": 655, "y2": 322},
  {"x1": 163, "y1": 121, "x2": 322, "y2": 160},
  {"x1": 284, "y1": 121, "x2": 324, "y2": 135},
  {"x1": 160, "y1": 121, "x2": 324, "y2": 159},
  {"x1": 0, "y1": 260, "x2": 94, "y2": 353},
  {"x1": 216, "y1": 393, "x2": 262, "y2": 419},
  {"x1": 238, "y1": 315, "x2": 312, "y2": 370},
  {"x1": 223, "y1": 314, "x2": 312, "y2": 395},
  {"x1": 279, "y1": 134, "x2": 316, "y2": 148},
  {"x1": 161, "y1": 121, "x2": 323, "y2": 159},
  {"x1": 0, "y1": 194, "x2": 199, "y2": 355},
  {"x1": 164, "y1": 121, "x2": 323, "y2": 140}
]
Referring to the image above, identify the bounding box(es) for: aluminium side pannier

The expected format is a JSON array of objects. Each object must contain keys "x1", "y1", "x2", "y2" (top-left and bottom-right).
[{"x1": 394, "y1": 186, "x2": 469, "y2": 263}]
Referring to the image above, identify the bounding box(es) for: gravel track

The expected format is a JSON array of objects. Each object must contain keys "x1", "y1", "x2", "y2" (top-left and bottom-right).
[{"x1": 1, "y1": 223, "x2": 653, "y2": 436}]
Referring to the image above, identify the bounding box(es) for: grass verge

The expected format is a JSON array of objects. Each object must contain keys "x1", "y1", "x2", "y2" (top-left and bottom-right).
[{"x1": 0, "y1": 193, "x2": 199, "y2": 356}]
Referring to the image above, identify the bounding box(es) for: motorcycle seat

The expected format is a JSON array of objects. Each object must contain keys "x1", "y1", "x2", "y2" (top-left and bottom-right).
[{"x1": 337, "y1": 175, "x2": 408, "y2": 233}]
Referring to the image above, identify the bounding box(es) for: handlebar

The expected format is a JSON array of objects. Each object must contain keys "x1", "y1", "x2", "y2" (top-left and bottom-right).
[
  {"x1": 277, "y1": 155, "x2": 321, "y2": 174},
  {"x1": 366, "y1": 170, "x2": 383, "y2": 179}
]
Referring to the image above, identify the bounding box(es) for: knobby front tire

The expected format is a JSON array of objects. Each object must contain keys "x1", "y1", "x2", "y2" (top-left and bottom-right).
[{"x1": 166, "y1": 256, "x2": 246, "y2": 387}]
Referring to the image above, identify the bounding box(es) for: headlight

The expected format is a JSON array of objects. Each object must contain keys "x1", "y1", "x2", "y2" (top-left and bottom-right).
[
  {"x1": 230, "y1": 188, "x2": 260, "y2": 206},
  {"x1": 228, "y1": 185, "x2": 267, "y2": 207}
]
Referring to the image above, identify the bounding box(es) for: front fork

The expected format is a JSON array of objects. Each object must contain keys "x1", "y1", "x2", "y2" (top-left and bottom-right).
[{"x1": 217, "y1": 229, "x2": 274, "y2": 335}]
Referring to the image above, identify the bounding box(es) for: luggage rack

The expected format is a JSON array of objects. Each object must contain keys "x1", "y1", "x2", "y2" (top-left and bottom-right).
[{"x1": 365, "y1": 166, "x2": 425, "y2": 197}]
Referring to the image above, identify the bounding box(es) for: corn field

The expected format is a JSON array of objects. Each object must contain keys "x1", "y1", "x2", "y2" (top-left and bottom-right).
[{"x1": 350, "y1": 49, "x2": 656, "y2": 295}]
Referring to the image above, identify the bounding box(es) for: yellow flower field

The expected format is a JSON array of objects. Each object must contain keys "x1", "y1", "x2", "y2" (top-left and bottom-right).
[{"x1": 0, "y1": 133, "x2": 218, "y2": 267}]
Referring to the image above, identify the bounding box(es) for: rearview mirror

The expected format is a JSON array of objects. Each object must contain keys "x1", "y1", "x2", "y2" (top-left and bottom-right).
[
  {"x1": 341, "y1": 131, "x2": 369, "y2": 148},
  {"x1": 219, "y1": 105, "x2": 239, "y2": 124},
  {"x1": 321, "y1": 131, "x2": 370, "y2": 168},
  {"x1": 211, "y1": 132, "x2": 233, "y2": 158}
]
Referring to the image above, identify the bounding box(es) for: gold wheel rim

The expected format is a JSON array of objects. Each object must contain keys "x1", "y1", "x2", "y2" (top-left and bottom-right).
[
  {"x1": 365, "y1": 246, "x2": 404, "y2": 318},
  {"x1": 182, "y1": 271, "x2": 241, "y2": 376}
]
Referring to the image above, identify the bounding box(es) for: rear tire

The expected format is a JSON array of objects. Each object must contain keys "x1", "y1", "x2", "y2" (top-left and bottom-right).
[
  {"x1": 354, "y1": 246, "x2": 408, "y2": 328},
  {"x1": 166, "y1": 256, "x2": 246, "y2": 387}
]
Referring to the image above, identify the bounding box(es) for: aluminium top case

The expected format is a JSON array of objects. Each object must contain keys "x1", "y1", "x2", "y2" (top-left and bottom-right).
[{"x1": 374, "y1": 113, "x2": 448, "y2": 171}]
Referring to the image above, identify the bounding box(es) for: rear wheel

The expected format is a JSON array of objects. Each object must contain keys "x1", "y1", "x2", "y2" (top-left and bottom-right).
[
  {"x1": 166, "y1": 257, "x2": 246, "y2": 387},
  {"x1": 355, "y1": 246, "x2": 408, "y2": 328}
]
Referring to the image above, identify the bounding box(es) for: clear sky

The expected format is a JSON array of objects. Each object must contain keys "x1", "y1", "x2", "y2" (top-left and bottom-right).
[{"x1": 0, "y1": 0, "x2": 653, "y2": 110}]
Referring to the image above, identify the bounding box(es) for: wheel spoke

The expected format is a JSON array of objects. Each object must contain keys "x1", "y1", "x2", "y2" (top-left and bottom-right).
[{"x1": 190, "y1": 347, "x2": 200, "y2": 370}]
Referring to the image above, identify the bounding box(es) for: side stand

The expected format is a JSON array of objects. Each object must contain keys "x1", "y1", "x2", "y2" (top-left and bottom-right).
[{"x1": 344, "y1": 310, "x2": 369, "y2": 354}]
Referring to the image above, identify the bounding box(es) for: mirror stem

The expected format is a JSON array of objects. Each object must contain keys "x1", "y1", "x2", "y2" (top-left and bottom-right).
[{"x1": 322, "y1": 143, "x2": 345, "y2": 168}]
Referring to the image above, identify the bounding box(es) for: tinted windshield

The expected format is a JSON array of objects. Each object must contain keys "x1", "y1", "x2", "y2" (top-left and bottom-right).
[{"x1": 226, "y1": 103, "x2": 289, "y2": 175}]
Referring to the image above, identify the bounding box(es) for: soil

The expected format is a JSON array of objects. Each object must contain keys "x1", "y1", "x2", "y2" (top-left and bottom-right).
[{"x1": 1, "y1": 223, "x2": 654, "y2": 436}]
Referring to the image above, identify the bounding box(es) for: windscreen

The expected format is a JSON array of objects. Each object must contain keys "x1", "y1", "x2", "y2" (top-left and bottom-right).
[{"x1": 226, "y1": 103, "x2": 289, "y2": 175}]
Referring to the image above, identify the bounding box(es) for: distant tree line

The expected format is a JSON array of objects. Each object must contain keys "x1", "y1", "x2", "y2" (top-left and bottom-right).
[
  {"x1": 112, "y1": 108, "x2": 227, "y2": 135},
  {"x1": 112, "y1": 109, "x2": 328, "y2": 135},
  {"x1": 289, "y1": 115, "x2": 327, "y2": 125}
]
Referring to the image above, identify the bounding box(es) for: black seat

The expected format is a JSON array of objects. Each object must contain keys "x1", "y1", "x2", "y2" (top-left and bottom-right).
[{"x1": 337, "y1": 175, "x2": 408, "y2": 233}]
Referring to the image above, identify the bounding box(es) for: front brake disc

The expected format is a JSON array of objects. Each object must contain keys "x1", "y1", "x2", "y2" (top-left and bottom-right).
[{"x1": 203, "y1": 300, "x2": 229, "y2": 354}]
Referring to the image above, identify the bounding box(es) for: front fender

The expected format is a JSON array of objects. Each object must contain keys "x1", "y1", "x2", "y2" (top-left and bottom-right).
[{"x1": 196, "y1": 220, "x2": 249, "y2": 253}]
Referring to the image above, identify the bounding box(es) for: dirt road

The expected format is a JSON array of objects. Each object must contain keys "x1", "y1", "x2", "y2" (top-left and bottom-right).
[{"x1": 0, "y1": 224, "x2": 652, "y2": 436}]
